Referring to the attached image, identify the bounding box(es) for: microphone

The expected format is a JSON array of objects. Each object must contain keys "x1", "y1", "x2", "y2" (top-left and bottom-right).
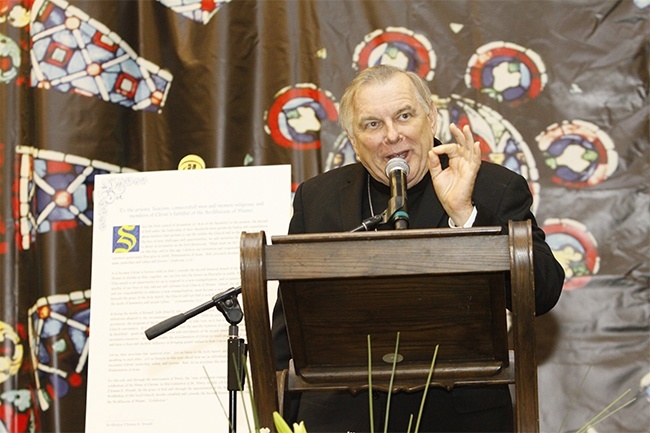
[{"x1": 385, "y1": 157, "x2": 410, "y2": 230}]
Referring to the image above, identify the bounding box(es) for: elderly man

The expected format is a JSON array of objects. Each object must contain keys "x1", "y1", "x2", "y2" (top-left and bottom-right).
[{"x1": 272, "y1": 64, "x2": 564, "y2": 432}]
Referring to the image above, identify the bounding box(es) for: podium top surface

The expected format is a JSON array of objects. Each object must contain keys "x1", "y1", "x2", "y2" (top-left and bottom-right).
[{"x1": 271, "y1": 226, "x2": 503, "y2": 244}]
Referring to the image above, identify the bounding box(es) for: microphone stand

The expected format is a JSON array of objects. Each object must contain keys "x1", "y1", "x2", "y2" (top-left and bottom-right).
[
  {"x1": 352, "y1": 162, "x2": 410, "y2": 231},
  {"x1": 350, "y1": 211, "x2": 387, "y2": 232},
  {"x1": 387, "y1": 174, "x2": 409, "y2": 230},
  {"x1": 350, "y1": 199, "x2": 410, "y2": 232},
  {"x1": 387, "y1": 195, "x2": 409, "y2": 229},
  {"x1": 145, "y1": 286, "x2": 246, "y2": 433}
]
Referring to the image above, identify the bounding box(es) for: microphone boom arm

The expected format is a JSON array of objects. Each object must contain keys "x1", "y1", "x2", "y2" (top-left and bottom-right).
[
  {"x1": 144, "y1": 286, "x2": 243, "y2": 340},
  {"x1": 350, "y1": 210, "x2": 388, "y2": 232}
]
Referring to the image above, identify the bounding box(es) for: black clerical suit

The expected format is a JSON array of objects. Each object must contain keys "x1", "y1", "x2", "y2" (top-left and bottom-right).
[{"x1": 271, "y1": 146, "x2": 565, "y2": 432}]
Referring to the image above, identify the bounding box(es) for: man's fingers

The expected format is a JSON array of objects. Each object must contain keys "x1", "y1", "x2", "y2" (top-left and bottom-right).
[
  {"x1": 430, "y1": 143, "x2": 459, "y2": 155},
  {"x1": 428, "y1": 148, "x2": 443, "y2": 177},
  {"x1": 462, "y1": 124, "x2": 475, "y2": 144},
  {"x1": 447, "y1": 123, "x2": 481, "y2": 162}
]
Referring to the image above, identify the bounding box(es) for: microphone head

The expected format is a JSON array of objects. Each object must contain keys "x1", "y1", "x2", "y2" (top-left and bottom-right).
[{"x1": 385, "y1": 157, "x2": 410, "y2": 177}]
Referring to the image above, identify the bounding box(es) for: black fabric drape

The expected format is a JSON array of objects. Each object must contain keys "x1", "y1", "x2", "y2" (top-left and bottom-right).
[{"x1": 0, "y1": 1, "x2": 647, "y2": 431}]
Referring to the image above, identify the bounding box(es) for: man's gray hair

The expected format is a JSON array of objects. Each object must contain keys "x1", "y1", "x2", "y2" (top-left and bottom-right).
[{"x1": 339, "y1": 65, "x2": 432, "y2": 134}]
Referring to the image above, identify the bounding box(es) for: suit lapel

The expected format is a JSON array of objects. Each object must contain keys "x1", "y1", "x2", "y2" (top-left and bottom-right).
[{"x1": 338, "y1": 164, "x2": 366, "y2": 231}]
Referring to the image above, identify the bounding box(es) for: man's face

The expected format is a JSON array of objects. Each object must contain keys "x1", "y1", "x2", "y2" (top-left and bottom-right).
[{"x1": 348, "y1": 74, "x2": 437, "y2": 188}]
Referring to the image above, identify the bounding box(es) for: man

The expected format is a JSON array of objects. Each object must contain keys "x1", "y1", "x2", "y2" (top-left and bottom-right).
[{"x1": 271, "y1": 65, "x2": 564, "y2": 432}]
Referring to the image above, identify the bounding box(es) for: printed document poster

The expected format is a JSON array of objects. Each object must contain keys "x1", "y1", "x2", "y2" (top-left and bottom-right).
[{"x1": 86, "y1": 165, "x2": 291, "y2": 432}]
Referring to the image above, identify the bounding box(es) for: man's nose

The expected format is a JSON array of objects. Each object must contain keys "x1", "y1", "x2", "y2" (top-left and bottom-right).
[{"x1": 384, "y1": 122, "x2": 402, "y2": 144}]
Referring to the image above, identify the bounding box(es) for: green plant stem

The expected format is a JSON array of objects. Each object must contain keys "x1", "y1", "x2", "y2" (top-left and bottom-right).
[
  {"x1": 368, "y1": 335, "x2": 374, "y2": 433},
  {"x1": 582, "y1": 396, "x2": 637, "y2": 431},
  {"x1": 384, "y1": 332, "x2": 400, "y2": 433},
  {"x1": 575, "y1": 389, "x2": 635, "y2": 433},
  {"x1": 557, "y1": 365, "x2": 591, "y2": 433},
  {"x1": 414, "y1": 345, "x2": 439, "y2": 433},
  {"x1": 203, "y1": 365, "x2": 235, "y2": 433},
  {"x1": 239, "y1": 354, "x2": 257, "y2": 433}
]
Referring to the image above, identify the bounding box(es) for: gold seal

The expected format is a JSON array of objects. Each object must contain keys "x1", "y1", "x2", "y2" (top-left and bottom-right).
[{"x1": 178, "y1": 154, "x2": 206, "y2": 170}]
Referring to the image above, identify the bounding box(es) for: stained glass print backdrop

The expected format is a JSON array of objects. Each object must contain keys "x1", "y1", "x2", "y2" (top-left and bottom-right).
[{"x1": 0, "y1": 0, "x2": 648, "y2": 432}]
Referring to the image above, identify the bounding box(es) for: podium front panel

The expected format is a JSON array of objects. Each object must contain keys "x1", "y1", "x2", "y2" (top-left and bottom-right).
[{"x1": 280, "y1": 272, "x2": 509, "y2": 384}]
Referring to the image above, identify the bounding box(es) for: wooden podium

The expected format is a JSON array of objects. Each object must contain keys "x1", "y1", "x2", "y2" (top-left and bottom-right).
[{"x1": 240, "y1": 221, "x2": 538, "y2": 432}]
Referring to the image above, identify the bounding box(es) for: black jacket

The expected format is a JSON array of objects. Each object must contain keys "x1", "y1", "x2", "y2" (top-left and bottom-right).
[{"x1": 271, "y1": 157, "x2": 564, "y2": 431}]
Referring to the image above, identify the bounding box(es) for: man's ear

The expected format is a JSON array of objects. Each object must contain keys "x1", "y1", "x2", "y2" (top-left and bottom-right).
[
  {"x1": 428, "y1": 104, "x2": 438, "y2": 133},
  {"x1": 348, "y1": 133, "x2": 359, "y2": 155}
]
